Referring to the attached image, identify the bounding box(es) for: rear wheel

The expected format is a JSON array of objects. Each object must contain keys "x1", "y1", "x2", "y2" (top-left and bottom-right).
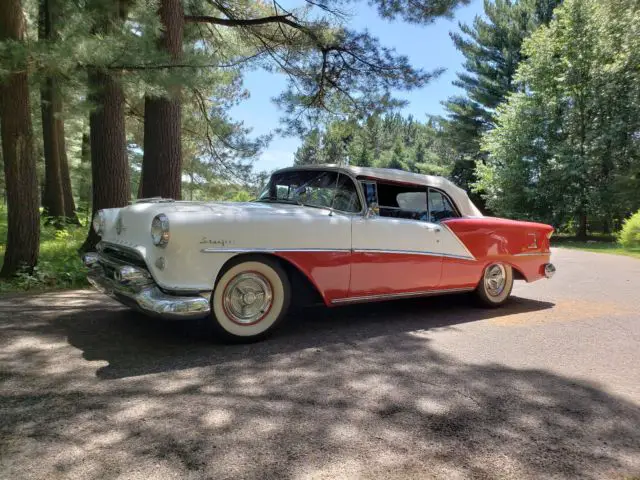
[
  {"x1": 211, "y1": 257, "x2": 291, "y2": 342},
  {"x1": 475, "y1": 262, "x2": 514, "y2": 307}
]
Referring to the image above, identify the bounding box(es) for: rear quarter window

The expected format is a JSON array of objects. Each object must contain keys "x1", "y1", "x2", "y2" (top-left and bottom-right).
[{"x1": 428, "y1": 188, "x2": 459, "y2": 222}]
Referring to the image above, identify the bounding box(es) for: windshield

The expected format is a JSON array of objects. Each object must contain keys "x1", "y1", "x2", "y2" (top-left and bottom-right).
[{"x1": 257, "y1": 170, "x2": 361, "y2": 213}]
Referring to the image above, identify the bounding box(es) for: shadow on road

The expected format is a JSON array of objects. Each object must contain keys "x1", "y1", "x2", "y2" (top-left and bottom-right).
[
  {"x1": 3, "y1": 292, "x2": 640, "y2": 478},
  {"x1": 52, "y1": 293, "x2": 554, "y2": 379}
]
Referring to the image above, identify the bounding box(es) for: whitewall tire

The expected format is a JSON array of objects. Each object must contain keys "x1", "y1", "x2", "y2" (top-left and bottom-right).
[
  {"x1": 475, "y1": 262, "x2": 514, "y2": 307},
  {"x1": 211, "y1": 257, "x2": 291, "y2": 341}
]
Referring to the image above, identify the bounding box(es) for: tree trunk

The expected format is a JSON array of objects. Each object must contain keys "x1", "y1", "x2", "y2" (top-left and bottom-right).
[
  {"x1": 40, "y1": 76, "x2": 66, "y2": 226},
  {"x1": 139, "y1": 0, "x2": 184, "y2": 200},
  {"x1": 59, "y1": 122, "x2": 80, "y2": 224},
  {"x1": 80, "y1": 69, "x2": 130, "y2": 252},
  {"x1": 137, "y1": 172, "x2": 143, "y2": 199},
  {"x1": 39, "y1": 0, "x2": 79, "y2": 226},
  {"x1": 0, "y1": 0, "x2": 41, "y2": 277},
  {"x1": 80, "y1": 0, "x2": 131, "y2": 253},
  {"x1": 576, "y1": 212, "x2": 588, "y2": 240},
  {"x1": 79, "y1": 130, "x2": 91, "y2": 224}
]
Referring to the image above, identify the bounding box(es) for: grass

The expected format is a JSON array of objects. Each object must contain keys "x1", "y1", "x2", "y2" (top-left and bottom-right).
[
  {"x1": 552, "y1": 236, "x2": 640, "y2": 259},
  {"x1": 0, "y1": 210, "x2": 89, "y2": 294}
]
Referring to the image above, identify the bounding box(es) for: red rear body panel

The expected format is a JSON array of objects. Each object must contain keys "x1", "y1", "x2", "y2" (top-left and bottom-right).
[
  {"x1": 275, "y1": 217, "x2": 554, "y2": 306},
  {"x1": 442, "y1": 217, "x2": 553, "y2": 284}
]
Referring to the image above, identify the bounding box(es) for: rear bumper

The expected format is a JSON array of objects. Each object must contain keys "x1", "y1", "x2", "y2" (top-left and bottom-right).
[{"x1": 84, "y1": 252, "x2": 210, "y2": 320}]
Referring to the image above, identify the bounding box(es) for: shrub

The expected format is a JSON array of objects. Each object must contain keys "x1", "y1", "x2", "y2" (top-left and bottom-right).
[
  {"x1": 618, "y1": 210, "x2": 640, "y2": 249},
  {"x1": 0, "y1": 211, "x2": 89, "y2": 293}
]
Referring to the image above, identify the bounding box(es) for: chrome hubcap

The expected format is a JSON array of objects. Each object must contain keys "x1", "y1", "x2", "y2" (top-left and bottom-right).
[
  {"x1": 222, "y1": 272, "x2": 273, "y2": 325},
  {"x1": 484, "y1": 264, "x2": 507, "y2": 297}
]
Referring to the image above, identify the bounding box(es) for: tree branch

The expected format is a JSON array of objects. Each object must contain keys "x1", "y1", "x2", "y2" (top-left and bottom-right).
[{"x1": 184, "y1": 14, "x2": 293, "y2": 27}]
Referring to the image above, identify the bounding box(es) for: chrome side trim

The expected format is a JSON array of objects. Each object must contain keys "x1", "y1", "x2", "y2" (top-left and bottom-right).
[
  {"x1": 353, "y1": 248, "x2": 475, "y2": 261},
  {"x1": 513, "y1": 251, "x2": 551, "y2": 257},
  {"x1": 201, "y1": 247, "x2": 352, "y2": 254},
  {"x1": 331, "y1": 287, "x2": 475, "y2": 305},
  {"x1": 201, "y1": 247, "x2": 475, "y2": 260}
]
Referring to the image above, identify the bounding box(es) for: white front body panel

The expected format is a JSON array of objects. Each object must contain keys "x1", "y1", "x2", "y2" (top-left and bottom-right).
[{"x1": 99, "y1": 202, "x2": 352, "y2": 292}]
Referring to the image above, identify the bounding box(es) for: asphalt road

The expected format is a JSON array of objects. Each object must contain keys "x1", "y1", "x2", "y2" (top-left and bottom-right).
[{"x1": 1, "y1": 248, "x2": 639, "y2": 479}]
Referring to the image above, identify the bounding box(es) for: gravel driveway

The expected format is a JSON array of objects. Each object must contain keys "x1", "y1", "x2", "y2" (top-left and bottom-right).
[{"x1": 1, "y1": 248, "x2": 639, "y2": 479}]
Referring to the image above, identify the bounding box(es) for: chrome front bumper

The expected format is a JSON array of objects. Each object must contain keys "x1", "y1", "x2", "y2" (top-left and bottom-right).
[{"x1": 83, "y1": 252, "x2": 210, "y2": 320}]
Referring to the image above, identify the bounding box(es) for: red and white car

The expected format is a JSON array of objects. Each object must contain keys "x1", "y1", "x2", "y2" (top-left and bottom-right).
[{"x1": 84, "y1": 165, "x2": 555, "y2": 341}]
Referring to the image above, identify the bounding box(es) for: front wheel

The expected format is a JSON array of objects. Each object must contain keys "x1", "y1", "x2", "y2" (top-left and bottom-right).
[
  {"x1": 475, "y1": 262, "x2": 514, "y2": 307},
  {"x1": 211, "y1": 257, "x2": 291, "y2": 342}
]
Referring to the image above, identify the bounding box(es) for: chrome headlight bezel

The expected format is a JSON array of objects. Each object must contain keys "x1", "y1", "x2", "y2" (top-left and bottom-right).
[
  {"x1": 92, "y1": 210, "x2": 105, "y2": 236},
  {"x1": 151, "y1": 214, "x2": 170, "y2": 247}
]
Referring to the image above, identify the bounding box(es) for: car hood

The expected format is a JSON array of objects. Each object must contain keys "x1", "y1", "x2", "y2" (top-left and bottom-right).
[
  {"x1": 99, "y1": 200, "x2": 339, "y2": 248},
  {"x1": 131, "y1": 200, "x2": 336, "y2": 218}
]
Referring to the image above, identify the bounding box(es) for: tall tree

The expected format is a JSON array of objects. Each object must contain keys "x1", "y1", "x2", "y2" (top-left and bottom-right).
[
  {"x1": 80, "y1": 0, "x2": 131, "y2": 252},
  {"x1": 98, "y1": 0, "x2": 469, "y2": 215},
  {"x1": 387, "y1": 140, "x2": 407, "y2": 170},
  {"x1": 442, "y1": 0, "x2": 562, "y2": 202},
  {"x1": 0, "y1": 0, "x2": 41, "y2": 277},
  {"x1": 477, "y1": 0, "x2": 640, "y2": 237},
  {"x1": 139, "y1": 0, "x2": 184, "y2": 199},
  {"x1": 295, "y1": 113, "x2": 455, "y2": 175},
  {"x1": 78, "y1": 130, "x2": 92, "y2": 223},
  {"x1": 294, "y1": 129, "x2": 322, "y2": 165},
  {"x1": 59, "y1": 131, "x2": 78, "y2": 222},
  {"x1": 39, "y1": 0, "x2": 78, "y2": 226}
]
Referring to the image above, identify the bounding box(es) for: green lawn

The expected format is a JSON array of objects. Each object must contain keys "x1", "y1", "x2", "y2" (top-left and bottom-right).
[
  {"x1": 0, "y1": 211, "x2": 89, "y2": 294},
  {"x1": 552, "y1": 238, "x2": 640, "y2": 259}
]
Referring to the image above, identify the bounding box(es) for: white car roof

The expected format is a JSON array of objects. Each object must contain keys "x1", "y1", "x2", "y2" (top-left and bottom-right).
[{"x1": 274, "y1": 164, "x2": 484, "y2": 217}]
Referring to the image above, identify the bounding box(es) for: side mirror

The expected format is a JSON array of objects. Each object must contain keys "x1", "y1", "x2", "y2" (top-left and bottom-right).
[{"x1": 365, "y1": 202, "x2": 379, "y2": 218}]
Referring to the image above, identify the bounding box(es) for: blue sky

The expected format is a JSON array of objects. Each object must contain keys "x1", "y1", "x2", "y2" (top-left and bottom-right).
[{"x1": 229, "y1": 0, "x2": 485, "y2": 172}]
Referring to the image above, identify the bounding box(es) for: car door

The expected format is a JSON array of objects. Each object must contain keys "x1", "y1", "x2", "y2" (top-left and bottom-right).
[{"x1": 349, "y1": 181, "x2": 443, "y2": 298}]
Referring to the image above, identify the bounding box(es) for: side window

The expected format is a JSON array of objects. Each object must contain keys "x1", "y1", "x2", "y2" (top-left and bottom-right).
[
  {"x1": 360, "y1": 181, "x2": 378, "y2": 207},
  {"x1": 428, "y1": 188, "x2": 459, "y2": 222},
  {"x1": 396, "y1": 192, "x2": 427, "y2": 212},
  {"x1": 332, "y1": 174, "x2": 362, "y2": 213},
  {"x1": 375, "y1": 182, "x2": 429, "y2": 222}
]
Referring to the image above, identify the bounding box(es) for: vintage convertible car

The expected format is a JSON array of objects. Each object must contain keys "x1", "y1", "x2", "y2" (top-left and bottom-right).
[{"x1": 83, "y1": 165, "x2": 555, "y2": 340}]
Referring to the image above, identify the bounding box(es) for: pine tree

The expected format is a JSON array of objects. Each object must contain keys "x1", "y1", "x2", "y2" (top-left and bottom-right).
[
  {"x1": 414, "y1": 141, "x2": 426, "y2": 165},
  {"x1": 477, "y1": 0, "x2": 640, "y2": 237},
  {"x1": 388, "y1": 141, "x2": 406, "y2": 170},
  {"x1": 442, "y1": 0, "x2": 562, "y2": 197},
  {"x1": 139, "y1": 0, "x2": 184, "y2": 200},
  {"x1": 104, "y1": 0, "x2": 468, "y2": 210},
  {"x1": 80, "y1": 0, "x2": 131, "y2": 252},
  {"x1": 39, "y1": 0, "x2": 79, "y2": 226},
  {"x1": 354, "y1": 145, "x2": 372, "y2": 167},
  {"x1": 0, "y1": 0, "x2": 41, "y2": 277},
  {"x1": 294, "y1": 129, "x2": 322, "y2": 165},
  {"x1": 296, "y1": 113, "x2": 456, "y2": 175}
]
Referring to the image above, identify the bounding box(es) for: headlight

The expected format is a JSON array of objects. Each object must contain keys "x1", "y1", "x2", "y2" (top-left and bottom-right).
[
  {"x1": 92, "y1": 210, "x2": 105, "y2": 236},
  {"x1": 151, "y1": 214, "x2": 170, "y2": 247}
]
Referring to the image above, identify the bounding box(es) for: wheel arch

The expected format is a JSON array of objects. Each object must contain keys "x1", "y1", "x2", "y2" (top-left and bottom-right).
[
  {"x1": 478, "y1": 259, "x2": 526, "y2": 282},
  {"x1": 214, "y1": 252, "x2": 326, "y2": 306},
  {"x1": 509, "y1": 264, "x2": 527, "y2": 281}
]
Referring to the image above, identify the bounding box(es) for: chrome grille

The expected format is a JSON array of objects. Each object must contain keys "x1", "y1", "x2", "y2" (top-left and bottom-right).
[
  {"x1": 95, "y1": 243, "x2": 152, "y2": 286},
  {"x1": 99, "y1": 244, "x2": 148, "y2": 269}
]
